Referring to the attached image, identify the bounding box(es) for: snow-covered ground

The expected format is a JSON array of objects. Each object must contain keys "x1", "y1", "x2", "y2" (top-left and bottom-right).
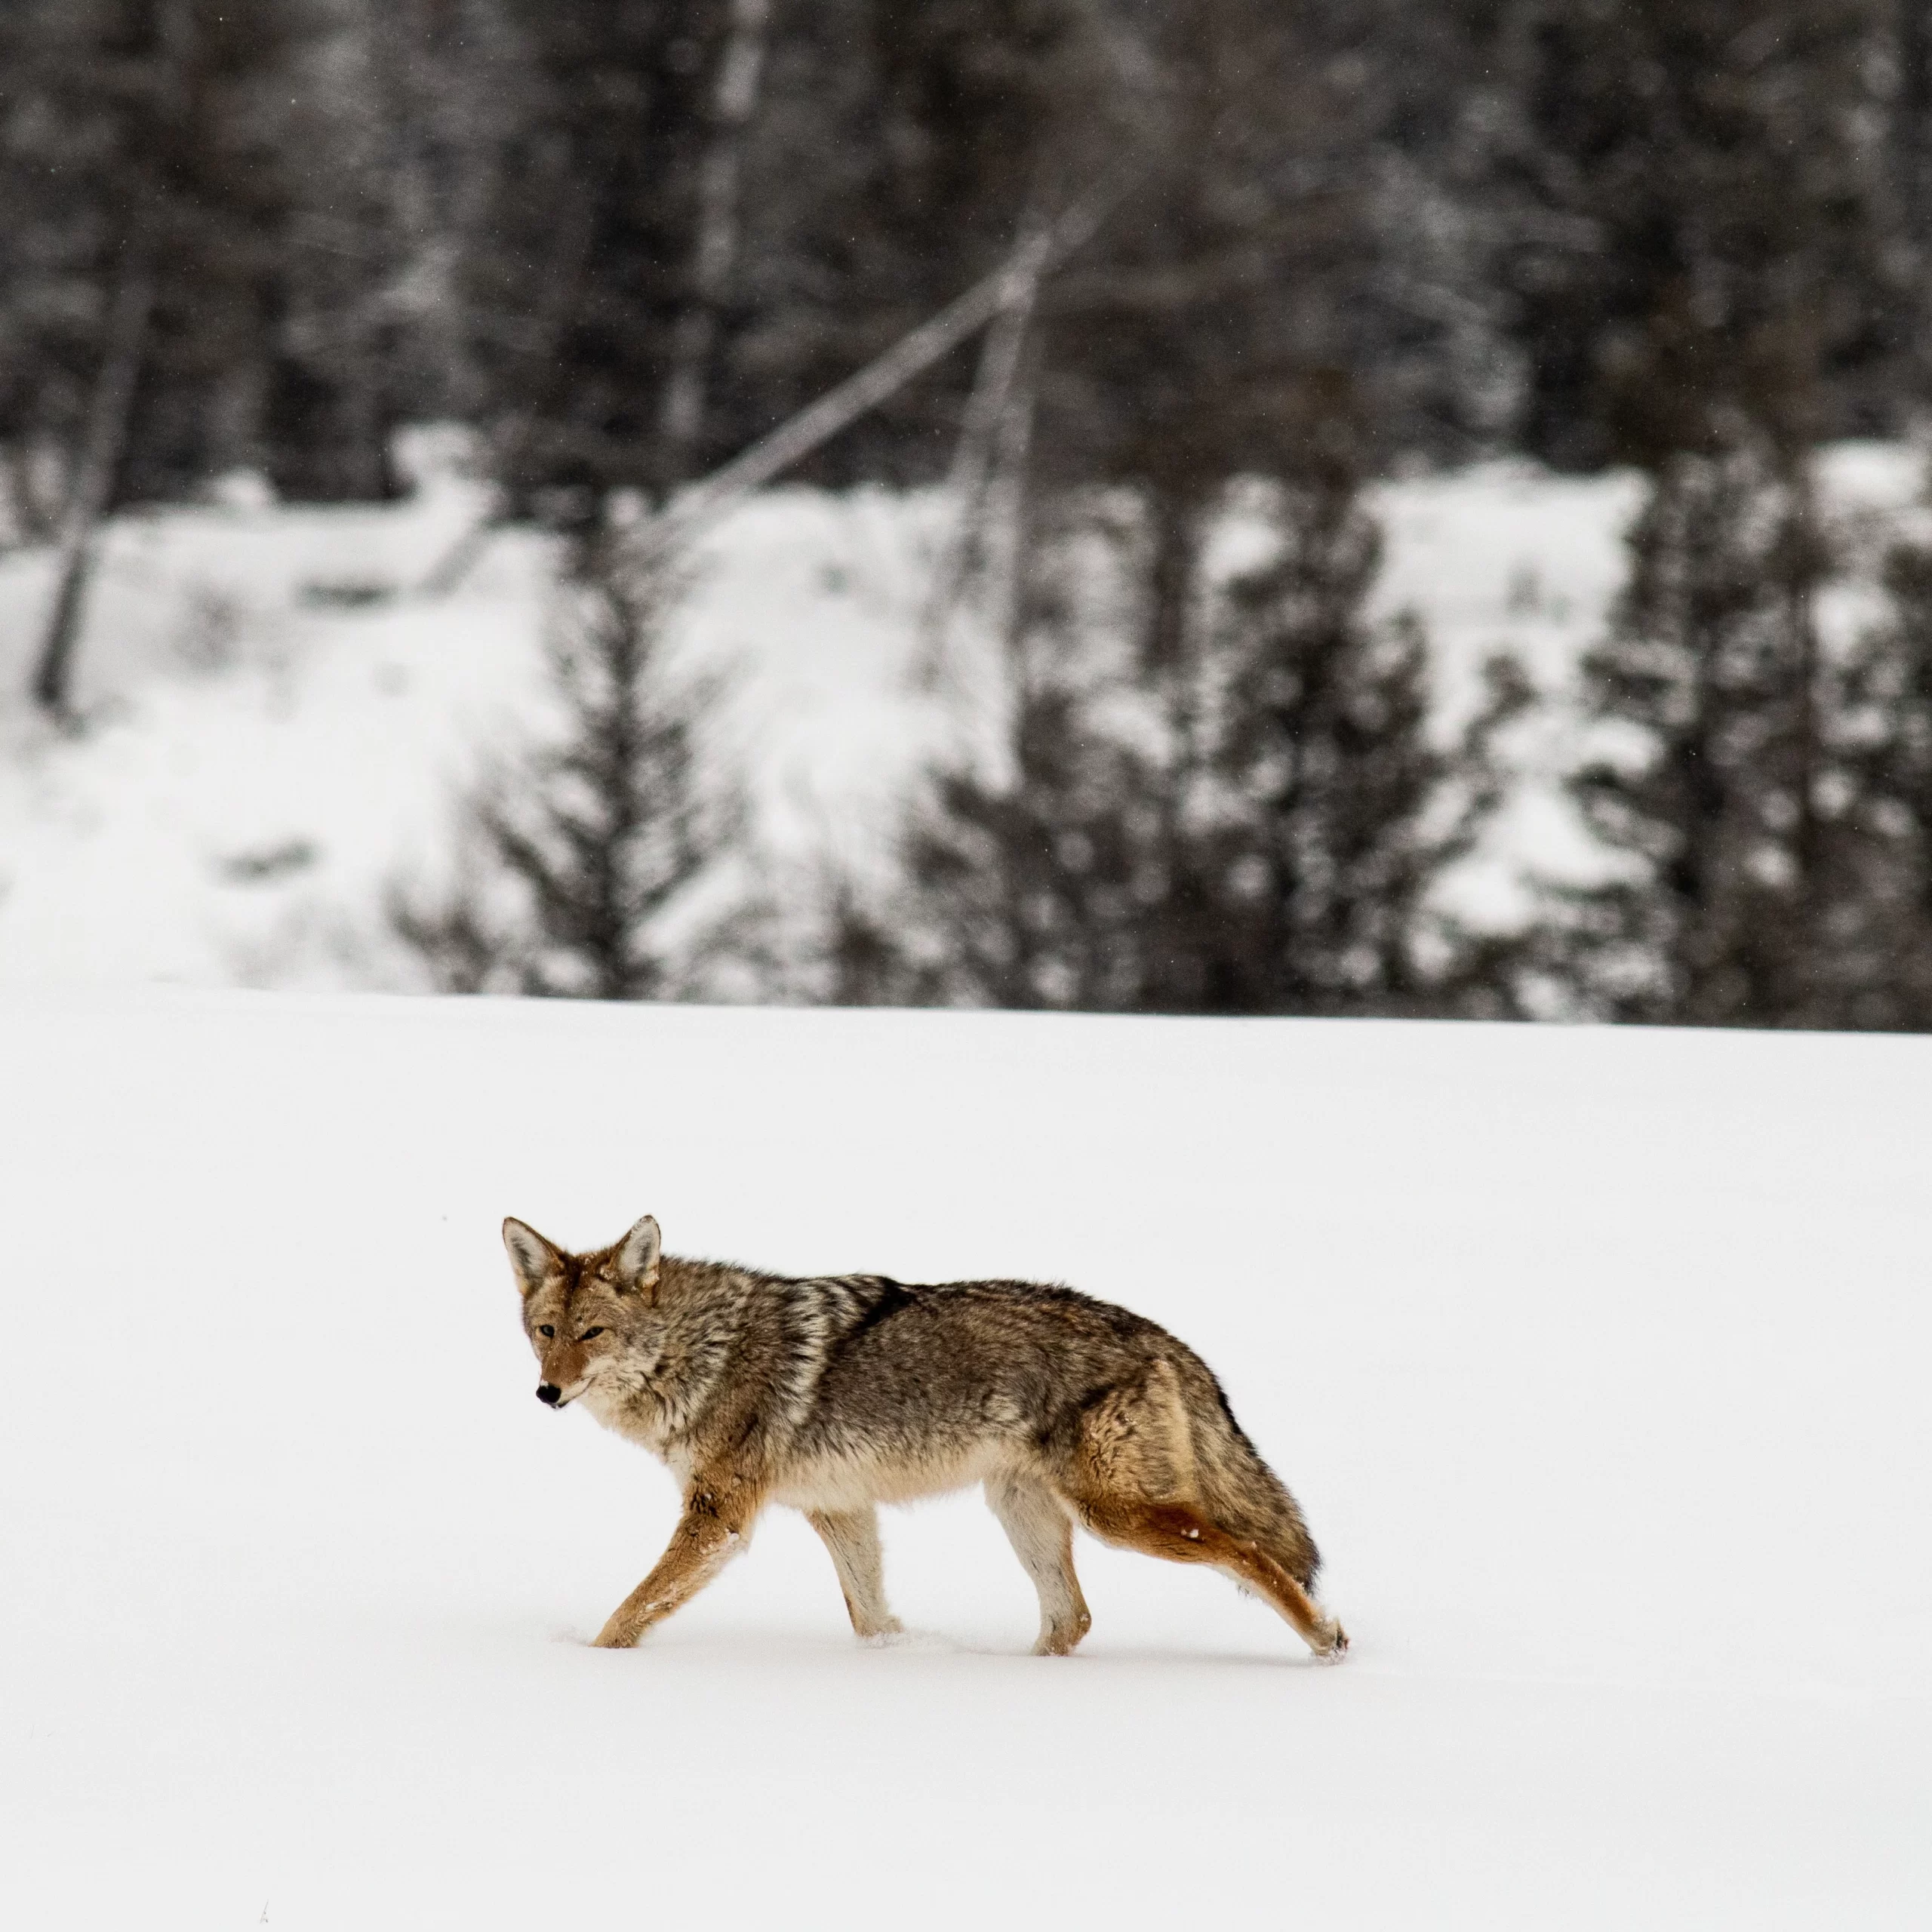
[
  {"x1": 3, "y1": 990, "x2": 1927, "y2": 1927},
  {"x1": 4, "y1": 439, "x2": 1921, "y2": 990},
  {"x1": 0, "y1": 445, "x2": 977, "y2": 988}
]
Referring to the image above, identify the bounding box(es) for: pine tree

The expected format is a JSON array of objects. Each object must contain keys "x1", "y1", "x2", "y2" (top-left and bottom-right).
[
  {"x1": 886, "y1": 448, "x2": 1526, "y2": 1017},
  {"x1": 877, "y1": 0, "x2": 1500, "y2": 1015},
  {"x1": 1554, "y1": 421, "x2": 1862, "y2": 1025},
  {"x1": 256, "y1": 0, "x2": 481, "y2": 503},
  {"x1": 1487, "y1": 0, "x2": 1892, "y2": 469},
  {"x1": 1509, "y1": 2, "x2": 1915, "y2": 1029},
  {"x1": 1825, "y1": 528, "x2": 1932, "y2": 1028},
  {"x1": 1185, "y1": 468, "x2": 1529, "y2": 1014},
  {"x1": 5, "y1": 0, "x2": 326, "y2": 709},
  {"x1": 393, "y1": 534, "x2": 744, "y2": 1000},
  {"x1": 462, "y1": 0, "x2": 746, "y2": 512},
  {"x1": 895, "y1": 670, "x2": 1161, "y2": 1011}
]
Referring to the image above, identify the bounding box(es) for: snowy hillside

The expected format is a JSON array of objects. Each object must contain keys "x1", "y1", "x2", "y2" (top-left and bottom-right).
[
  {"x1": 3, "y1": 990, "x2": 1927, "y2": 1927},
  {"x1": 2, "y1": 441, "x2": 1920, "y2": 990}
]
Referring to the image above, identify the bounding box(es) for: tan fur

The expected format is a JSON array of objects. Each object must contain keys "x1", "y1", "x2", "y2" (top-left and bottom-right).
[{"x1": 503, "y1": 1214, "x2": 1347, "y2": 1659}]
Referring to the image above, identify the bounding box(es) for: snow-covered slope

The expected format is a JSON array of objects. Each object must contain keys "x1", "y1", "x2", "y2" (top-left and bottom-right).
[
  {"x1": 3, "y1": 441, "x2": 1919, "y2": 989},
  {"x1": 3, "y1": 991, "x2": 1926, "y2": 1927}
]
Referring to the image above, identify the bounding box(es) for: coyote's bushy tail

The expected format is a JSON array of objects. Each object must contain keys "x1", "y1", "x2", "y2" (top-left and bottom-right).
[{"x1": 1171, "y1": 1353, "x2": 1321, "y2": 1589}]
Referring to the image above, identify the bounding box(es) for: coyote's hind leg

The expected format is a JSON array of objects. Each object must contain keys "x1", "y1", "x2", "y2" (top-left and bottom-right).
[
  {"x1": 1072, "y1": 1495, "x2": 1346, "y2": 1660},
  {"x1": 986, "y1": 1474, "x2": 1091, "y2": 1656},
  {"x1": 808, "y1": 1506, "x2": 903, "y2": 1641}
]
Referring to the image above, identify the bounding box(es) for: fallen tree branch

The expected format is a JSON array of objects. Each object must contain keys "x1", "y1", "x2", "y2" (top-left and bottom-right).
[{"x1": 417, "y1": 182, "x2": 1117, "y2": 595}]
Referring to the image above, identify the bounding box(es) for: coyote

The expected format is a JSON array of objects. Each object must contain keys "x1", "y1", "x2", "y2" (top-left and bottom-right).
[{"x1": 503, "y1": 1214, "x2": 1347, "y2": 1659}]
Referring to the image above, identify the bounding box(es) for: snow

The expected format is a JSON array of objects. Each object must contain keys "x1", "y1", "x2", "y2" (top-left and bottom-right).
[
  {"x1": 4, "y1": 989, "x2": 1928, "y2": 1926},
  {"x1": 0, "y1": 451, "x2": 966, "y2": 989},
  {"x1": 5, "y1": 439, "x2": 1923, "y2": 990},
  {"x1": 3, "y1": 448, "x2": 1928, "y2": 1916}
]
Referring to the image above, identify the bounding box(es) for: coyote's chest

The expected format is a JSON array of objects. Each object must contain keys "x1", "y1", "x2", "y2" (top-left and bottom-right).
[{"x1": 578, "y1": 1369, "x2": 689, "y2": 1465}]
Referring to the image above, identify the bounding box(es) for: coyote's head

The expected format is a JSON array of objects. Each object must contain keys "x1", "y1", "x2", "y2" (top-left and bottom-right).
[{"x1": 501, "y1": 1214, "x2": 662, "y2": 1409}]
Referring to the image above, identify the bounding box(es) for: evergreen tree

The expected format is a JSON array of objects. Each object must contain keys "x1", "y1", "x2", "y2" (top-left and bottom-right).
[
  {"x1": 1, "y1": 0, "x2": 478, "y2": 525},
  {"x1": 462, "y1": 0, "x2": 746, "y2": 512},
  {"x1": 1512, "y1": 3, "x2": 1919, "y2": 1030},
  {"x1": 881, "y1": 450, "x2": 1526, "y2": 1017},
  {"x1": 1824, "y1": 527, "x2": 1932, "y2": 1028},
  {"x1": 454, "y1": 0, "x2": 1121, "y2": 503},
  {"x1": 3, "y1": 0, "x2": 321, "y2": 707},
  {"x1": 1896, "y1": 0, "x2": 1932, "y2": 406},
  {"x1": 1185, "y1": 468, "x2": 1529, "y2": 1014},
  {"x1": 1487, "y1": 0, "x2": 1893, "y2": 470},
  {"x1": 257, "y1": 0, "x2": 481, "y2": 503},
  {"x1": 893, "y1": 669, "x2": 1158, "y2": 1011},
  {"x1": 1553, "y1": 420, "x2": 1863, "y2": 1024},
  {"x1": 392, "y1": 534, "x2": 744, "y2": 1001}
]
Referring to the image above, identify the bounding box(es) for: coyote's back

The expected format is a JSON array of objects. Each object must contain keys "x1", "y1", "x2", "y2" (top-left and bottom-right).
[{"x1": 502, "y1": 1213, "x2": 1346, "y2": 1659}]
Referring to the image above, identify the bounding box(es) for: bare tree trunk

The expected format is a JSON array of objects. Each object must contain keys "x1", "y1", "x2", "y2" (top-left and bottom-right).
[
  {"x1": 986, "y1": 328, "x2": 1042, "y2": 660},
  {"x1": 918, "y1": 214, "x2": 1047, "y2": 681},
  {"x1": 32, "y1": 249, "x2": 156, "y2": 716},
  {"x1": 659, "y1": 0, "x2": 773, "y2": 478}
]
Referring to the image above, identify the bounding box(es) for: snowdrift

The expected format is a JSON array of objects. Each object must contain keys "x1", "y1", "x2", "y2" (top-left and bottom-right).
[{"x1": 3, "y1": 990, "x2": 1927, "y2": 1927}]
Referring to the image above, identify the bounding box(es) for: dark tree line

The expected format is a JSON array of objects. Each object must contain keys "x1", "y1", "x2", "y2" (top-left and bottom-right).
[{"x1": 11, "y1": 2, "x2": 1918, "y2": 533}]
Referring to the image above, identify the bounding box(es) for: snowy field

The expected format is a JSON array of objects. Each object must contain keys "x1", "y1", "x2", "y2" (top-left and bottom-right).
[
  {"x1": 0, "y1": 439, "x2": 1921, "y2": 989},
  {"x1": 4, "y1": 989, "x2": 1928, "y2": 1927}
]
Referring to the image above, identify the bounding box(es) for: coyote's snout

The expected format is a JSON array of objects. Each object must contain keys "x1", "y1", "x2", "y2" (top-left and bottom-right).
[{"x1": 502, "y1": 1213, "x2": 1347, "y2": 1660}]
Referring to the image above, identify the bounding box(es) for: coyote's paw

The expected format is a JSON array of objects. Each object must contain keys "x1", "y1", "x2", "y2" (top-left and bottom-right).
[
  {"x1": 858, "y1": 1617, "x2": 907, "y2": 1646},
  {"x1": 591, "y1": 1620, "x2": 645, "y2": 1649},
  {"x1": 1312, "y1": 1620, "x2": 1349, "y2": 1663}
]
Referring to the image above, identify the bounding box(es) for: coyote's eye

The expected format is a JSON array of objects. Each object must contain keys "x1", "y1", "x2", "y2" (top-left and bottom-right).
[
  {"x1": 538, "y1": 1324, "x2": 555, "y2": 1337},
  {"x1": 580, "y1": 1327, "x2": 604, "y2": 1342}
]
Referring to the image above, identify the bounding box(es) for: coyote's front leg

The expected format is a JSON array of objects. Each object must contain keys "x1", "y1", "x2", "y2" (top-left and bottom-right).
[{"x1": 593, "y1": 1481, "x2": 761, "y2": 1648}]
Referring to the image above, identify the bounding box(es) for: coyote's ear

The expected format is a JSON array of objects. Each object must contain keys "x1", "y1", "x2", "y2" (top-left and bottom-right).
[
  {"x1": 615, "y1": 1214, "x2": 662, "y2": 1294},
  {"x1": 502, "y1": 1218, "x2": 563, "y2": 1300}
]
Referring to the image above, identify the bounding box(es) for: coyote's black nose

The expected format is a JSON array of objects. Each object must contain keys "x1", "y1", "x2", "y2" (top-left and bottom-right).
[{"x1": 536, "y1": 1383, "x2": 561, "y2": 1406}]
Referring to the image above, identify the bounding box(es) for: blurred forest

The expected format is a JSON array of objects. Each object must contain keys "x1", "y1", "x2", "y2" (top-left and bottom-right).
[{"x1": 10, "y1": 0, "x2": 1932, "y2": 1028}]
